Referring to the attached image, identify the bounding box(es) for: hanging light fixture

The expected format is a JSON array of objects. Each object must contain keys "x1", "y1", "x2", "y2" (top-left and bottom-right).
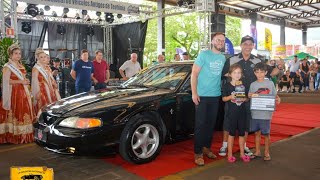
[
  {"x1": 44, "y1": 5, "x2": 50, "y2": 11},
  {"x1": 57, "y1": 25, "x2": 66, "y2": 35},
  {"x1": 21, "y1": 22, "x2": 32, "y2": 34},
  {"x1": 75, "y1": 13, "x2": 80, "y2": 19},
  {"x1": 52, "y1": 11, "x2": 57, "y2": 17},
  {"x1": 26, "y1": 4, "x2": 39, "y2": 17}
]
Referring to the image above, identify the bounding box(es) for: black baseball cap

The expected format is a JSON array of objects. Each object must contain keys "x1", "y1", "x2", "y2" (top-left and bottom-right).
[
  {"x1": 294, "y1": 55, "x2": 298, "y2": 57},
  {"x1": 53, "y1": 58, "x2": 60, "y2": 62},
  {"x1": 241, "y1": 35, "x2": 254, "y2": 44}
]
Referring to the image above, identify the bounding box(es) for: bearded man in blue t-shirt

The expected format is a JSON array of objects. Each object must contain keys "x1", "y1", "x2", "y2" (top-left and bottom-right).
[{"x1": 191, "y1": 32, "x2": 226, "y2": 166}]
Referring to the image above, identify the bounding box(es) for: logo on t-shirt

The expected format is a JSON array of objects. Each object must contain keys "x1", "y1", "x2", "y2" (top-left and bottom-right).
[
  {"x1": 231, "y1": 81, "x2": 246, "y2": 106},
  {"x1": 255, "y1": 88, "x2": 270, "y2": 94},
  {"x1": 82, "y1": 66, "x2": 92, "y2": 69}
]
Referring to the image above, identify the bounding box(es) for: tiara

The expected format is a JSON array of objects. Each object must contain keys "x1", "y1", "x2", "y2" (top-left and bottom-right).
[{"x1": 7, "y1": 43, "x2": 20, "y2": 54}]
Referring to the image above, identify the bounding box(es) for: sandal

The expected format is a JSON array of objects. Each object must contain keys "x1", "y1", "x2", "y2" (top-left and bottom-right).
[
  {"x1": 264, "y1": 155, "x2": 271, "y2": 161},
  {"x1": 194, "y1": 154, "x2": 204, "y2": 166},
  {"x1": 250, "y1": 154, "x2": 262, "y2": 159},
  {"x1": 227, "y1": 156, "x2": 236, "y2": 163},
  {"x1": 203, "y1": 147, "x2": 217, "y2": 159},
  {"x1": 240, "y1": 155, "x2": 251, "y2": 163}
]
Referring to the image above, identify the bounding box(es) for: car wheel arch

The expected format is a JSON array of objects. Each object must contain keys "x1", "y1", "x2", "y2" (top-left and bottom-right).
[{"x1": 119, "y1": 110, "x2": 167, "y2": 164}]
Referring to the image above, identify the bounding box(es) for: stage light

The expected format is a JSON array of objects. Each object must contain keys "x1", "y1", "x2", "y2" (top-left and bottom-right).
[
  {"x1": 62, "y1": 13, "x2": 68, "y2": 18},
  {"x1": 117, "y1": 14, "x2": 122, "y2": 18},
  {"x1": 44, "y1": 5, "x2": 50, "y2": 11},
  {"x1": 75, "y1": 13, "x2": 80, "y2": 19},
  {"x1": 82, "y1": 10, "x2": 87, "y2": 15},
  {"x1": 177, "y1": 0, "x2": 195, "y2": 7},
  {"x1": 96, "y1": 11, "x2": 101, "y2": 17},
  {"x1": 26, "y1": 4, "x2": 39, "y2": 17},
  {"x1": 105, "y1": 13, "x2": 114, "y2": 23},
  {"x1": 86, "y1": 26, "x2": 94, "y2": 36},
  {"x1": 63, "y1": 8, "x2": 69, "y2": 14},
  {"x1": 52, "y1": 11, "x2": 57, "y2": 17},
  {"x1": 22, "y1": 22, "x2": 32, "y2": 34},
  {"x1": 39, "y1": 8, "x2": 44, "y2": 15},
  {"x1": 85, "y1": 15, "x2": 91, "y2": 22},
  {"x1": 57, "y1": 25, "x2": 66, "y2": 35}
]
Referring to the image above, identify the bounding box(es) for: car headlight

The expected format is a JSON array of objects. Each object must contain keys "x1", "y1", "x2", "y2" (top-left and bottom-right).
[{"x1": 59, "y1": 117, "x2": 102, "y2": 129}]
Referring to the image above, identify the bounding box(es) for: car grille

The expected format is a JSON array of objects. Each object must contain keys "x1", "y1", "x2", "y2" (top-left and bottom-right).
[{"x1": 38, "y1": 112, "x2": 58, "y2": 125}]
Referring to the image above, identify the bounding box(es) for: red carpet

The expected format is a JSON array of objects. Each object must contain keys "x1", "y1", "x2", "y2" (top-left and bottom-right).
[{"x1": 103, "y1": 103, "x2": 320, "y2": 180}]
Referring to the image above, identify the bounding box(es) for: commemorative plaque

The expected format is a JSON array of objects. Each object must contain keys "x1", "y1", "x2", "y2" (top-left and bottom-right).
[{"x1": 250, "y1": 94, "x2": 276, "y2": 111}]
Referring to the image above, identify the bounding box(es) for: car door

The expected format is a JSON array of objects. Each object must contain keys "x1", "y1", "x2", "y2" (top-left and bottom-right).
[{"x1": 176, "y1": 76, "x2": 195, "y2": 136}]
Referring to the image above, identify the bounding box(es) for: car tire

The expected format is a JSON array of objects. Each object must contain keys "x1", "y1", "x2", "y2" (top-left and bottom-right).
[{"x1": 119, "y1": 113, "x2": 165, "y2": 164}]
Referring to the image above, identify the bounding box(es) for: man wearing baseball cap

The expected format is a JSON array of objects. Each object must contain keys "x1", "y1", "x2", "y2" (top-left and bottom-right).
[{"x1": 219, "y1": 35, "x2": 281, "y2": 158}]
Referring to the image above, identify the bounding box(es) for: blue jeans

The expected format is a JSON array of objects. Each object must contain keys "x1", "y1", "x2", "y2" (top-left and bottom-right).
[
  {"x1": 300, "y1": 72, "x2": 309, "y2": 88},
  {"x1": 194, "y1": 96, "x2": 219, "y2": 154},
  {"x1": 315, "y1": 73, "x2": 320, "y2": 90}
]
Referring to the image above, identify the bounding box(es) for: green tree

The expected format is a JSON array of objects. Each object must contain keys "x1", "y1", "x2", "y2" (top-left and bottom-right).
[
  {"x1": 225, "y1": 15, "x2": 241, "y2": 47},
  {"x1": 144, "y1": 12, "x2": 201, "y2": 67}
]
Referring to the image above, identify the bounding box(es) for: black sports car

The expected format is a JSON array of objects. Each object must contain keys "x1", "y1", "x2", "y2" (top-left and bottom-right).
[{"x1": 34, "y1": 62, "x2": 224, "y2": 164}]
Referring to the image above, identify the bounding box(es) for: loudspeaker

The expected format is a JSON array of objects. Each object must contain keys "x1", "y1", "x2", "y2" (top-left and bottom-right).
[{"x1": 211, "y1": 14, "x2": 225, "y2": 33}]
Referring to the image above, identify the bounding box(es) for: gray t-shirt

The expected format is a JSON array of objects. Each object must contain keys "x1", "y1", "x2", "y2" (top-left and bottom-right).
[
  {"x1": 119, "y1": 60, "x2": 141, "y2": 78},
  {"x1": 249, "y1": 79, "x2": 277, "y2": 120}
]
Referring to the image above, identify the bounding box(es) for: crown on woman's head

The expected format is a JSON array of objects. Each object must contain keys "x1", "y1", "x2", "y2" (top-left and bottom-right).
[
  {"x1": 7, "y1": 43, "x2": 20, "y2": 55},
  {"x1": 35, "y1": 47, "x2": 45, "y2": 57}
]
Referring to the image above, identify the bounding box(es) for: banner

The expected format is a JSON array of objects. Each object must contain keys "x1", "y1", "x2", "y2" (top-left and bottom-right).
[
  {"x1": 250, "y1": 24, "x2": 258, "y2": 49},
  {"x1": 273, "y1": 45, "x2": 286, "y2": 58},
  {"x1": 225, "y1": 37, "x2": 234, "y2": 55},
  {"x1": 265, "y1": 28, "x2": 272, "y2": 51},
  {"x1": 20, "y1": 0, "x2": 140, "y2": 15}
]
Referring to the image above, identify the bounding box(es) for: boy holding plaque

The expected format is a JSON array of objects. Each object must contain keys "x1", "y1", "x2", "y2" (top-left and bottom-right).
[{"x1": 248, "y1": 63, "x2": 277, "y2": 161}]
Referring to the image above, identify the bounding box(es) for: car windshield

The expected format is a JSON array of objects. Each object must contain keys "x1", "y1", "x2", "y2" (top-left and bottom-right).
[{"x1": 122, "y1": 65, "x2": 191, "y2": 90}]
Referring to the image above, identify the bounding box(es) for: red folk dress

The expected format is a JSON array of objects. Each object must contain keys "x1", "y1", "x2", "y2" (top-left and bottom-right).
[{"x1": 0, "y1": 64, "x2": 35, "y2": 144}]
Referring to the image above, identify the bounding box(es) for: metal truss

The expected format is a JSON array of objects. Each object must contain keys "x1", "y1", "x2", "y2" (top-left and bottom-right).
[
  {"x1": 0, "y1": 0, "x2": 17, "y2": 38},
  {"x1": 282, "y1": 9, "x2": 320, "y2": 19},
  {"x1": 305, "y1": 19, "x2": 320, "y2": 25},
  {"x1": 198, "y1": 12, "x2": 212, "y2": 50},
  {"x1": 246, "y1": 0, "x2": 320, "y2": 13},
  {"x1": 104, "y1": 26, "x2": 113, "y2": 64},
  {"x1": 16, "y1": 13, "x2": 106, "y2": 26}
]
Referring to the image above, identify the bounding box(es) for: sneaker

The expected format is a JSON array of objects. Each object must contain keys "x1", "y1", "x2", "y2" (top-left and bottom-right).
[
  {"x1": 218, "y1": 146, "x2": 227, "y2": 156},
  {"x1": 244, "y1": 147, "x2": 253, "y2": 156}
]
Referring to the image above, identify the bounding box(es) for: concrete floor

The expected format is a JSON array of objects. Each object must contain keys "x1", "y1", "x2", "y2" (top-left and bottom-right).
[{"x1": 1, "y1": 93, "x2": 319, "y2": 180}]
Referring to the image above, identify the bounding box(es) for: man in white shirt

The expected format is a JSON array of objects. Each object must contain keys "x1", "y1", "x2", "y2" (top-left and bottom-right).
[
  {"x1": 119, "y1": 53, "x2": 141, "y2": 80},
  {"x1": 289, "y1": 55, "x2": 300, "y2": 78}
]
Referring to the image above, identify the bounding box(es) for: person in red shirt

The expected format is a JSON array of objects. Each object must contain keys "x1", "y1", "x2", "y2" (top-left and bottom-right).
[{"x1": 92, "y1": 50, "x2": 110, "y2": 90}]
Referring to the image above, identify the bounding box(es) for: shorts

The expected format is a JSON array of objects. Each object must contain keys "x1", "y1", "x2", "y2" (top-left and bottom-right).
[
  {"x1": 250, "y1": 119, "x2": 271, "y2": 135},
  {"x1": 224, "y1": 102, "x2": 251, "y2": 132}
]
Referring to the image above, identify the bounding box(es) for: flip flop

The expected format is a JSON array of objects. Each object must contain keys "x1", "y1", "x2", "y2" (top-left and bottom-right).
[
  {"x1": 250, "y1": 154, "x2": 262, "y2": 159},
  {"x1": 227, "y1": 156, "x2": 236, "y2": 163},
  {"x1": 264, "y1": 155, "x2": 272, "y2": 161},
  {"x1": 240, "y1": 155, "x2": 251, "y2": 163}
]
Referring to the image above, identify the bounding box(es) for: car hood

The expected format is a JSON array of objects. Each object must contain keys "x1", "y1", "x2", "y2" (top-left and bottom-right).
[{"x1": 44, "y1": 87, "x2": 172, "y2": 115}]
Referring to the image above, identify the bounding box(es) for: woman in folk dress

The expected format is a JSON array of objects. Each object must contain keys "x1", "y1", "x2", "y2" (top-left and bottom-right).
[
  {"x1": 31, "y1": 48, "x2": 57, "y2": 114},
  {"x1": 44, "y1": 54, "x2": 61, "y2": 102},
  {"x1": 0, "y1": 44, "x2": 35, "y2": 144}
]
